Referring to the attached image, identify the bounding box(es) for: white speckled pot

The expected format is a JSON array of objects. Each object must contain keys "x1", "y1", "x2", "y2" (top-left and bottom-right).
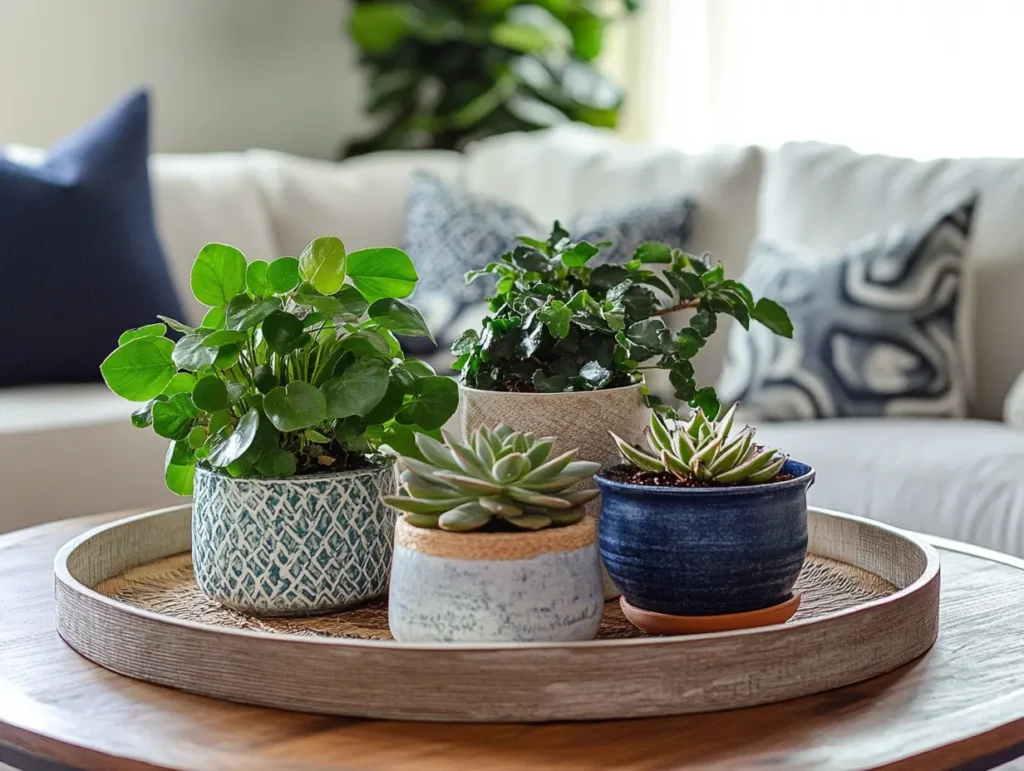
[
  {"x1": 459, "y1": 383, "x2": 649, "y2": 600},
  {"x1": 388, "y1": 516, "x2": 603, "y2": 643},
  {"x1": 192, "y1": 463, "x2": 397, "y2": 617}
]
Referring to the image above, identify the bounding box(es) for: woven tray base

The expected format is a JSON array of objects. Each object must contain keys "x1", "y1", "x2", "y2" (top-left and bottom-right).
[{"x1": 95, "y1": 553, "x2": 897, "y2": 640}]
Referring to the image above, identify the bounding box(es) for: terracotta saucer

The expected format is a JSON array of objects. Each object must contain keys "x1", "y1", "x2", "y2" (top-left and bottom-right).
[{"x1": 619, "y1": 593, "x2": 802, "y2": 636}]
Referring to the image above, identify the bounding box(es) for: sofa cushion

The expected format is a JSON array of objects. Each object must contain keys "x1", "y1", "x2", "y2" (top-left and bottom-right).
[
  {"x1": 151, "y1": 153, "x2": 281, "y2": 326},
  {"x1": 0, "y1": 90, "x2": 186, "y2": 387},
  {"x1": 402, "y1": 170, "x2": 694, "y2": 354},
  {"x1": 250, "y1": 149, "x2": 463, "y2": 258},
  {"x1": 720, "y1": 196, "x2": 977, "y2": 420},
  {"x1": 0, "y1": 384, "x2": 176, "y2": 532},
  {"x1": 761, "y1": 141, "x2": 1024, "y2": 419},
  {"x1": 463, "y1": 126, "x2": 764, "y2": 387},
  {"x1": 758, "y1": 418, "x2": 1024, "y2": 557}
]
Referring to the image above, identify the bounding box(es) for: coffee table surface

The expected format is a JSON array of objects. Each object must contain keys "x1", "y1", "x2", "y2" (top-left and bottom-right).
[{"x1": 1, "y1": 511, "x2": 1024, "y2": 771}]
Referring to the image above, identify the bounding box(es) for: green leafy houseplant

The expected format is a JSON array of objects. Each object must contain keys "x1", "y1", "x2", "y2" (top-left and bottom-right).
[
  {"x1": 344, "y1": 0, "x2": 640, "y2": 156},
  {"x1": 450, "y1": 223, "x2": 793, "y2": 419},
  {"x1": 383, "y1": 424, "x2": 600, "y2": 531},
  {"x1": 611, "y1": 405, "x2": 788, "y2": 484},
  {"x1": 100, "y1": 238, "x2": 458, "y2": 495}
]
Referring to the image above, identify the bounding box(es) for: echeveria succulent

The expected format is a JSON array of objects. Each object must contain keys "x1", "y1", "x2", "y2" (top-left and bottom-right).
[
  {"x1": 383, "y1": 425, "x2": 601, "y2": 531},
  {"x1": 611, "y1": 405, "x2": 787, "y2": 484}
]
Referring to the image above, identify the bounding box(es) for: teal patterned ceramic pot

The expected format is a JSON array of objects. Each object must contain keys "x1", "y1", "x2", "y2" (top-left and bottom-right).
[{"x1": 192, "y1": 462, "x2": 397, "y2": 617}]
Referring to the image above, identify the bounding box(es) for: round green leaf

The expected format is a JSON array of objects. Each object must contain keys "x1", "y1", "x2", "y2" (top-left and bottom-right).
[
  {"x1": 190, "y1": 243, "x2": 247, "y2": 307},
  {"x1": 367, "y1": 298, "x2": 433, "y2": 340},
  {"x1": 267, "y1": 257, "x2": 301, "y2": 294},
  {"x1": 100, "y1": 337, "x2": 176, "y2": 402},
  {"x1": 214, "y1": 344, "x2": 240, "y2": 369},
  {"x1": 207, "y1": 408, "x2": 260, "y2": 468},
  {"x1": 187, "y1": 427, "x2": 207, "y2": 449},
  {"x1": 162, "y1": 373, "x2": 197, "y2": 396},
  {"x1": 334, "y1": 285, "x2": 369, "y2": 317},
  {"x1": 152, "y1": 393, "x2": 199, "y2": 440},
  {"x1": 131, "y1": 396, "x2": 163, "y2": 428},
  {"x1": 225, "y1": 295, "x2": 282, "y2": 331},
  {"x1": 254, "y1": 365, "x2": 278, "y2": 395},
  {"x1": 397, "y1": 376, "x2": 458, "y2": 430},
  {"x1": 172, "y1": 334, "x2": 217, "y2": 372},
  {"x1": 263, "y1": 382, "x2": 327, "y2": 432},
  {"x1": 298, "y1": 237, "x2": 347, "y2": 295},
  {"x1": 255, "y1": 448, "x2": 297, "y2": 478},
  {"x1": 363, "y1": 380, "x2": 405, "y2": 425},
  {"x1": 490, "y1": 22, "x2": 552, "y2": 53},
  {"x1": 262, "y1": 311, "x2": 305, "y2": 355},
  {"x1": 349, "y1": 3, "x2": 409, "y2": 53},
  {"x1": 246, "y1": 260, "x2": 271, "y2": 297},
  {"x1": 118, "y1": 323, "x2": 166, "y2": 346},
  {"x1": 346, "y1": 247, "x2": 418, "y2": 303},
  {"x1": 202, "y1": 329, "x2": 248, "y2": 348},
  {"x1": 201, "y1": 305, "x2": 226, "y2": 330},
  {"x1": 321, "y1": 359, "x2": 390, "y2": 418},
  {"x1": 208, "y1": 410, "x2": 232, "y2": 436},
  {"x1": 164, "y1": 440, "x2": 196, "y2": 496},
  {"x1": 192, "y1": 376, "x2": 229, "y2": 412}
]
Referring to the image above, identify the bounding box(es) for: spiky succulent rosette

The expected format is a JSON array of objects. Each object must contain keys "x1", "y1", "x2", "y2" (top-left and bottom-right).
[
  {"x1": 610, "y1": 404, "x2": 788, "y2": 484},
  {"x1": 382, "y1": 425, "x2": 601, "y2": 531}
]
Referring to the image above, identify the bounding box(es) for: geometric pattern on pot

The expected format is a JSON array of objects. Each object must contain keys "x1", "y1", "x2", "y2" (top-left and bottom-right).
[
  {"x1": 191, "y1": 464, "x2": 397, "y2": 617},
  {"x1": 403, "y1": 171, "x2": 695, "y2": 353},
  {"x1": 718, "y1": 195, "x2": 978, "y2": 420}
]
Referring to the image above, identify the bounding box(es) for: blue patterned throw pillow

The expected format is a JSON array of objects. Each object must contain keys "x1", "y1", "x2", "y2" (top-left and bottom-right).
[
  {"x1": 403, "y1": 172, "x2": 695, "y2": 352},
  {"x1": 717, "y1": 196, "x2": 977, "y2": 419}
]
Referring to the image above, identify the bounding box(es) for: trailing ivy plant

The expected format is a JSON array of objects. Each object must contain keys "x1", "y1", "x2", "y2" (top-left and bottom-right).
[
  {"x1": 344, "y1": 0, "x2": 640, "y2": 156},
  {"x1": 100, "y1": 238, "x2": 458, "y2": 495},
  {"x1": 450, "y1": 223, "x2": 793, "y2": 419}
]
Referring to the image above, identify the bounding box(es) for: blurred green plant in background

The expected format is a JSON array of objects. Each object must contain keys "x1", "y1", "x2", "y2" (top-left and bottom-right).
[{"x1": 343, "y1": 0, "x2": 640, "y2": 157}]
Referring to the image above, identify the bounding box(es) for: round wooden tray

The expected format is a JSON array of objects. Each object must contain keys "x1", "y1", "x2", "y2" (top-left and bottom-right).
[{"x1": 54, "y1": 505, "x2": 940, "y2": 722}]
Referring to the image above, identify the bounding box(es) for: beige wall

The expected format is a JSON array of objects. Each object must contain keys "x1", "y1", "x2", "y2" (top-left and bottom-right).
[{"x1": 0, "y1": 0, "x2": 366, "y2": 159}]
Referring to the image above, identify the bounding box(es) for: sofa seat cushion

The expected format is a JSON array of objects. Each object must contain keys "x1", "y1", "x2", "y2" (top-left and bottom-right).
[
  {"x1": 0, "y1": 384, "x2": 176, "y2": 532},
  {"x1": 757, "y1": 418, "x2": 1024, "y2": 557}
]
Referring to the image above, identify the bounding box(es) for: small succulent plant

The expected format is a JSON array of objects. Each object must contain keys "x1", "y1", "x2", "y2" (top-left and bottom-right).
[
  {"x1": 610, "y1": 404, "x2": 788, "y2": 484},
  {"x1": 382, "y1": 425, "x2": 601, "y2": 531}
]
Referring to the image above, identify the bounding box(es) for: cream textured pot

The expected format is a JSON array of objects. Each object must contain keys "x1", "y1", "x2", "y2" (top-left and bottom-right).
[
  {"x1": 458, "y1": 382, "x2": 649, "y2": 600},
  {"x1": 192, "y1": 463, "x2": 397, "y2": 617},
  {"x1": 388, "y1": 515, "x2": 603, "y2": 643}
]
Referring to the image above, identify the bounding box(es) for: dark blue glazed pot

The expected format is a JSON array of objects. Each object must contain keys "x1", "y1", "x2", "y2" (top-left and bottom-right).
[{"x1": 596, "y1": 460, "x2": 815, "y2": 616}]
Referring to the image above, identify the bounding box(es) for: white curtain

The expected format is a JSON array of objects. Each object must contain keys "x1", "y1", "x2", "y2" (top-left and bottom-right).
[{"x1": 609, "y1": 0, "x2": 1024, "y2": 159}]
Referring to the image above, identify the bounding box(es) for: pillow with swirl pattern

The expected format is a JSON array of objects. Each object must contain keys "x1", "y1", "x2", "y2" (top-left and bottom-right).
[{"x1": 717, "y1": 196, "x2": 977, "y2": 419}]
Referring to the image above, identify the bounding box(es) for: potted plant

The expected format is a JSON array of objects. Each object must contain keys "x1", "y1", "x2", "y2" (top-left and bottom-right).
[
  {"x1": 597, "y1": 405, "x2": 815, "y2": 629},
  {"x1": 451, "y1": 224, "x2": 793, "y2": 597},
  {"x1": 452, "y1": 222, "x2": 793, "y2": 472},
  {"x1": 382, "y1": 425, "x2": 604, "y2": 642},
  {"x1": 100, "y1": 237, "x2": 457, "y2": 616}
]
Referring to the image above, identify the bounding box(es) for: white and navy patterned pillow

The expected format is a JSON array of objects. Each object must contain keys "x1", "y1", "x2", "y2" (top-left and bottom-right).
[
  {"x1": 403, "y1": 172, "x2": 695, "y2": 352},
  {"x1": 718, "y1": 196, "x2": 977, "y2": 420}
]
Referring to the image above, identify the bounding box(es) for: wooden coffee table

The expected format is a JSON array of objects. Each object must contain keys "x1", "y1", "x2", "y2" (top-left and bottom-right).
[{"x1": 2, "y1": 512, "x2": 1024, "y2": 771}]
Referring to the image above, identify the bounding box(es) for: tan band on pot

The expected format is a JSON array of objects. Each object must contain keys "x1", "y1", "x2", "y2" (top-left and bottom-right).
[{"x1": 394, "y1": 515, "x2": 597, "y2": 561}]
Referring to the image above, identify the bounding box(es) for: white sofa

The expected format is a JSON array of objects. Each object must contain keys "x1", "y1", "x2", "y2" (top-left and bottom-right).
[{"x1": 5, "y1": 128, "x2": 1024, "y2": 560}]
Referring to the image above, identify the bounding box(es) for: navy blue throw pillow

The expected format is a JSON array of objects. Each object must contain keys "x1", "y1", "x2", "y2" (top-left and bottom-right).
[{"x1": 0, "y1": 89, "x2": 185, "y2": 387}]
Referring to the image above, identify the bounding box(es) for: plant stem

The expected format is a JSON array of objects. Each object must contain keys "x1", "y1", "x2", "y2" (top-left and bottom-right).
[{"x1": 653, "y1": 299, "x2": 701, "y2": 316}]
